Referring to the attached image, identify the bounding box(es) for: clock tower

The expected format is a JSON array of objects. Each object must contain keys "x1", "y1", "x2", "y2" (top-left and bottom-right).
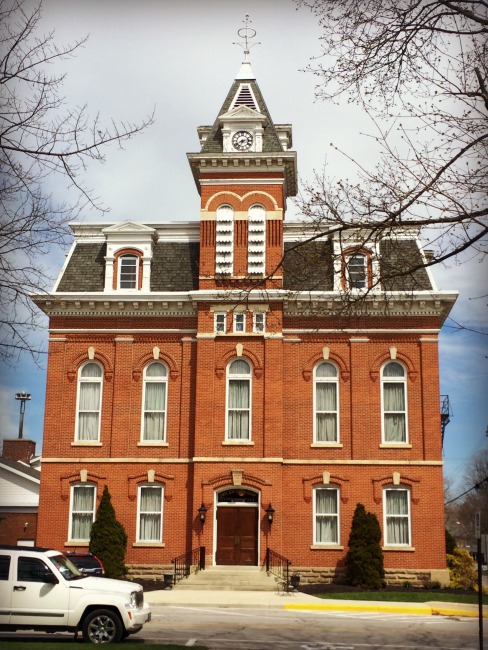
[{"x1": 187, "y1": 32, "x2": 297, "y2": 291}]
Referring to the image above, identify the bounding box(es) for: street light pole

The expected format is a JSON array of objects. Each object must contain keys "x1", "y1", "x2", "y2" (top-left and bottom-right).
[{"x1": 15, "y1": 391, "x2": 31, "y2": 439}]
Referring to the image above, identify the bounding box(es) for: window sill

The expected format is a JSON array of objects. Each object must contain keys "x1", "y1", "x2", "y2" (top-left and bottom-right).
[
  {"x1": 310, "y1": 544, "x2": 344, "y2": 550},
  {"x1": 379, "y1": 443, "x2": 412, "y2": 449},
  {"x1": 311, "y1": 442, "x2": 342, "y2": 448},
  {"x1": 71, "y1": 441, "x2": 102, "y2": 446},
  {"x1": 222, "y1": 440, "x2": 254, "y2": 446},
  {"x1": 382, "y1": 546, "x2": 415, "y2": 552},
  {"x1": 137, "y1": 441, "x2": 169, "y2": 447},
  {"x1": 65, "y1": 541, "x2": 89, "y2": 547},
  {"x1": 132, "y1": 542, "x2": 165, "y2": 548}
]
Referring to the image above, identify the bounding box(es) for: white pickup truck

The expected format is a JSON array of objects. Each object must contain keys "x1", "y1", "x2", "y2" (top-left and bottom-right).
[{"x1": 0, "y1": 545, "x2": 151, "y2": 643}]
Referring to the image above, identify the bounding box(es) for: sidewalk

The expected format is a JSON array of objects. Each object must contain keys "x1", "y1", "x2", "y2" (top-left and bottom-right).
[{"x1": 146, "y1": 588, "x2": 487, "y2": 618}]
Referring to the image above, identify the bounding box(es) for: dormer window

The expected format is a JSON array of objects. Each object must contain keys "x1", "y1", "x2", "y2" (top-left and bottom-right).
[
  {"x1": 341, "y1": 248, "x2": 372, "y2": 290},
  {"x1": 119, "y1": 255, "x2": 138, "y2": 289},
  {"x1": 113, "y1": 250, "x2": 143, "y2": 291}
]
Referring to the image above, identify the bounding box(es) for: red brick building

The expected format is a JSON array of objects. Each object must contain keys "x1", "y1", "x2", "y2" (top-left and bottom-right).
[{"x1": 34, "y1": 60, "x2": 457, "y2": 585}]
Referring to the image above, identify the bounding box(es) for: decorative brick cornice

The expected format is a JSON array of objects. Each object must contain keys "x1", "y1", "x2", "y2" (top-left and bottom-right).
[
  {"x1": 372, "y1": 474, "x2": 420, "y2": 504},
  {"x1": 132, "y1": 350, "x2": 179, "y2": 382},
  {"x1": 302, "y1": 473, "x2": 350, "y2": 504},
  {"x1": 215, "y1": 348, "x2": 263, "y2": 380},
  {"x1": 67, "y1": 350, "x2": 113, "y2": 383},
  {"x1": 302, "y1": 350, "x2": 349, "y2": 383},
  {"x1": 370, "y1": 350, "x2": 417, "y2": 382},
  {"x1": 127, "y1": 471, "x2": 175, "y2": 501},
  {"x1": 60, "y1": 471, "x2": 106, "y2": 501}
]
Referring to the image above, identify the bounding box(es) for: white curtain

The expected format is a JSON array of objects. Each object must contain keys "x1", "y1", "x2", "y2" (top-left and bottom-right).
[
  {"x1": 143, "y1": 364, "x2": 167, "y2": 440},
  {"x1": 228, "y1": 379, "x2": 250, "y2": 439},
  {"x1": 386, "y1": 491, "x2": 409, "y2": 544},
  {"x1": 139, "y1": 487, "x2": 162, "y2": 541},
  {"x1": 316, "y1": 383, "x2": 337, "y2": 441},
  {"x1": 228, "y1": 361, "x2": 250, "y2": 439},
  {"x1": 384, "y1": 383, "x2": 406, "y2": 441},
  {"x1": 315, "y1": 490, "x2": 338, "y2": 543},
  {"x1": 78, "y1": 364, "x2": 102, "y2": 441},
  {"x1": 71, "y1": 486, "x2": 94, "y2": 540},
  {"x1": 144, "y1": 383, "x2": 166, "y2": 440}
]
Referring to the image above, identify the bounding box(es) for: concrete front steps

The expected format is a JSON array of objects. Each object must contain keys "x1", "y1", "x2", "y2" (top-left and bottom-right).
[{"x1": 174, "y1": 565, "x2": 280, "y2": 591}]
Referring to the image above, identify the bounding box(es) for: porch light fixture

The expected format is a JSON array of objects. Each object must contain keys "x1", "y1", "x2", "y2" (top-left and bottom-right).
[
  {"x1": 198, "y1": 503, "x2": 208, "y2": 524},
  {"x1": 265, "y1": 503, "x2": 275, "y2": 525}
]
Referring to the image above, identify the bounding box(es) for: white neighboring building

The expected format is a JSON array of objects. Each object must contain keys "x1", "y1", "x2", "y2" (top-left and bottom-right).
[{"x1": 0, "y1": 439, "x2": 40, "y2": 546}]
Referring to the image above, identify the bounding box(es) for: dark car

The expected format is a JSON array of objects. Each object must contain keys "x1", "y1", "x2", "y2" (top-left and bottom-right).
[{"x1": 65, "y1": 551, "x2": 105, "y2": 576}]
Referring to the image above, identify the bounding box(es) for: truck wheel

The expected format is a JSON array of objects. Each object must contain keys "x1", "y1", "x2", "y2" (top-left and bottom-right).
[{"x1": 82, "y1": 609, "x2": 124, "y2": 644}]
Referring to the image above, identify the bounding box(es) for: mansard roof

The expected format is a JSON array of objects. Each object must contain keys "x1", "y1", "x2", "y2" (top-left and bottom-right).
[{"x1": 53, "y1": 225, "x2": 433, "y2": 294}]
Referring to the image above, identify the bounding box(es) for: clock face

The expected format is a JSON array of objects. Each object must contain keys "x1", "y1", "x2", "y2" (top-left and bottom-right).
[{"x1": 232, "y1": 130, "x2": 253, "y2": 151}]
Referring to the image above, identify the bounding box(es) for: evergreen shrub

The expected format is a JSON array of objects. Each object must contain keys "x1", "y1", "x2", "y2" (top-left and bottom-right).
[
  {"x1": 89, "y1": 485, "x2": 128, "y2": 579},
  {"x1": 345, "y1": 503, "x2": 385, "y2": 590}
]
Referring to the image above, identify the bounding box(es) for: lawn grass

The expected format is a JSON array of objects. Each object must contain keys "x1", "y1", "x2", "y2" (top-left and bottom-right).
[
  {"x1": 0, "y1": 638, "x2": 208, "y2": 650},
  {"x1": 313, "y1": 590, "x2": 488, "y2": 604}
]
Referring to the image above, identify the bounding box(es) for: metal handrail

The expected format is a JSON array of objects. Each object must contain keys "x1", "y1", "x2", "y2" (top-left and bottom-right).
[
  {"x1": 171, "y1": 546, "x2": 205, "y2": 585},
  {"x1": 265, "y1": 547, "x2": 291, "y2": 592}
]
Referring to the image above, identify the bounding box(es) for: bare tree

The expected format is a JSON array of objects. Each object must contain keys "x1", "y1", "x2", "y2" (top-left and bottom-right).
[
  {"x1": 0, "y1": 0, "x2": 153, "y2": 364},
  {"x1": 445, "y1": 448, "x2": 488, "y2": 547},
  {"x1": 293, "y1": 0, "x2": 487, "y2": 286}
]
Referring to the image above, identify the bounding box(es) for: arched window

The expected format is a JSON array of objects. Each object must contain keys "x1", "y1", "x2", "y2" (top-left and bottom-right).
[
  {"x1": 137, "y1": 483, "x2": 164, "y2": 542},
  {"x1": 216, "y1": 205, "x2": 234, "y2": 275},
  {"x1": 381, "y1": 361, "x2": 408, "y2": 443},
  {"x1": 313, "y1": 485, "x2": 340, "y2": 545},
  {"x1": 314, "y1": 362, "x2": 339, "y2": 443},
  {"x1": 383, "y1": 487, "x2": 411, "y2": 546},
  {"x1": 76, "y1": 362, "x2": 103, "y2": 442},
  {"x1": 142, "y1": 362, "x2": 168, "y2": 442},
  {"x1": 118, "y1": 254, "x2": 139, "y2": 289},
  {"x1": 69, "y1": 483, "x2": 96, "y2": 541},
  {"x1": 226, "y1": 359, "x2": 251, "y2": 440},
  {"x1": 247, "y1": 204, "x2": 266, "y2": 275}
]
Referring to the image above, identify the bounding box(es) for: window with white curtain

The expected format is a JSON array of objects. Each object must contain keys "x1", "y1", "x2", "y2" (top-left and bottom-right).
[
  {"x1": 69, "y1": 484, "x2": 96, "y2": 541},
  {"x1": 118, "y1": 255, "x2": 138, "y2": 289},
  {"x1": 137, "y1": 484, "x2": 163, "y2": 542},
  {"x1": 314, "y1": 362, "x2": 339, "y2": 442},
  {"x1": 384, "y1": 487, "x2": 411, "y2": 546},
  {"x1": 216, "y1": 205, "x2": 234, "y2": 275},
  {"x1": 142, "y1": 362, "x2": 168, "y2": 441},
  {"x1": 314, "y1": 486, "x2": 339, "y2": 544},
  {"x1": 226, "y1": 359, "x2": 251, "y2": 440},
  {"x1": 76, "y1": 362, "x2": 103, "y2": 441},
  {"x1": 381, "y1": 361, "x2": 408, "y2": 443}
]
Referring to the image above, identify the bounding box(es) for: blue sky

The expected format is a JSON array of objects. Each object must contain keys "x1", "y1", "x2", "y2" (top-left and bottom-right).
[{"x1": 1, "y1": 0, "x2": 486, "y2": 496}]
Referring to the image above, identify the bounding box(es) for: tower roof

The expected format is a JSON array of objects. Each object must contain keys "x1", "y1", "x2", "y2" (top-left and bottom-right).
[{"x1": 199, "y1": 74, "x2": 284, "y2": 154}]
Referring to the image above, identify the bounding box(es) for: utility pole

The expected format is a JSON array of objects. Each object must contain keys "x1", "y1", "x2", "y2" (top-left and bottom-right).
[
  {"x1": 475, "y1": 512, "x2": 483, "y2": 650},
  {"x1": 15, "y1": 391, "x2": 31, "y2": 439}
]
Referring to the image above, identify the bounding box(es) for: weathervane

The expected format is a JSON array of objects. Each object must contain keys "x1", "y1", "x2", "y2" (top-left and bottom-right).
[{"x1": 233, "y1": 14, "x2": 261, "y2": 62}]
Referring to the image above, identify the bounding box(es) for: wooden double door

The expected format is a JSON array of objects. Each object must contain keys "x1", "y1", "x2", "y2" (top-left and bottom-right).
[{"x1": 216, "y1": 506, "x2": 258, "y2": 565}]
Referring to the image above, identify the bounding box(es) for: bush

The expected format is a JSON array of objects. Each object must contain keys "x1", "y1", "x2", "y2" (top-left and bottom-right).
[
  {"x1": 89, "y1": 485, "x2": 128, "y2": 579},
  {"x1": 345, "y1": 503, "x2": 385, "y2": 590},
  {"x1": 447, "y1": 548, "x2": 477, "y2": 590}
]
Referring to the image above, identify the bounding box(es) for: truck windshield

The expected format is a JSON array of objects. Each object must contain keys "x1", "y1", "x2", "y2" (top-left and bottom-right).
[{"x1": 49, "y1": 554, "x2": 84, "y2": 581}]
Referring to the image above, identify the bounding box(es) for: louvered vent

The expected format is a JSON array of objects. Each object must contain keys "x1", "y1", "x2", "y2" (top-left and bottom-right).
[
  {"x1": 232, "y1": 84, "x2": 258, "y2": 110},
  {"x1": 216, "y1": 205, "x2": 234, "y2": 275},
  {"x1": 247, "y1": 205, "x2": 266, "y2": 275}
]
